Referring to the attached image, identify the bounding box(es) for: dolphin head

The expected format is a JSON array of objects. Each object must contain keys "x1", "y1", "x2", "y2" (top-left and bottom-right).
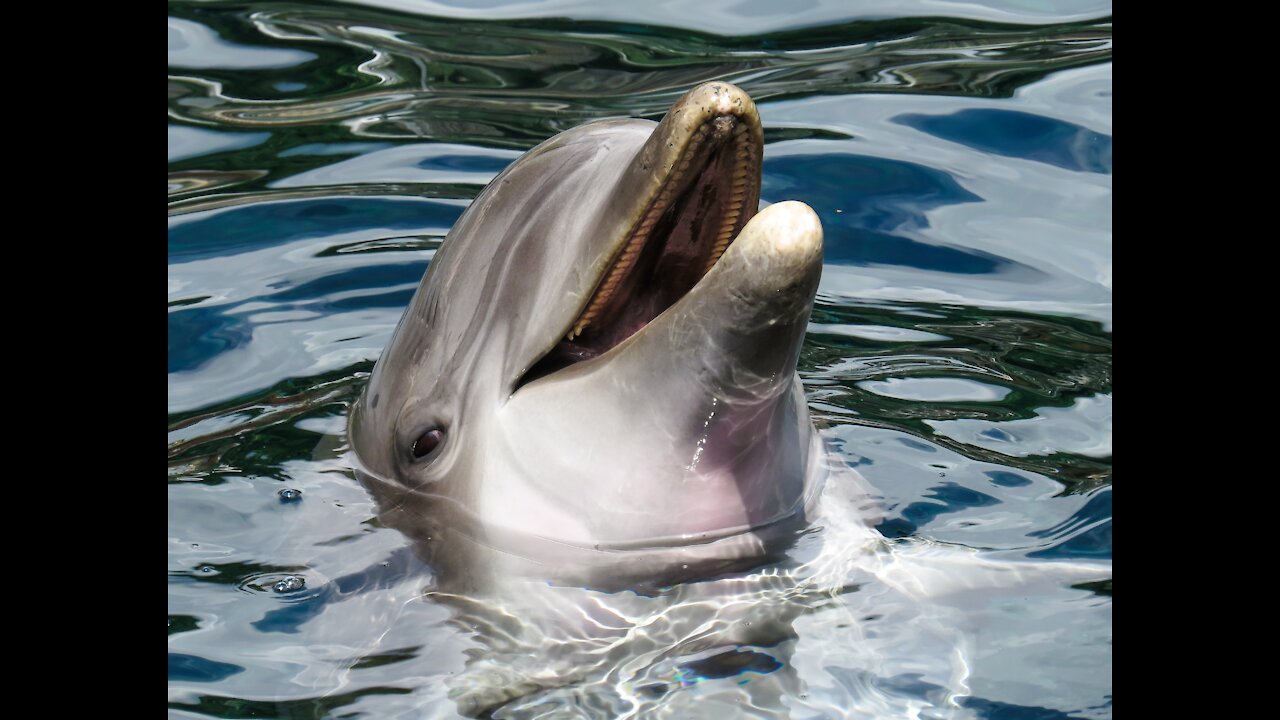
[{"x1": 351, "y1": 82, "x2": 827, "y2": 590}]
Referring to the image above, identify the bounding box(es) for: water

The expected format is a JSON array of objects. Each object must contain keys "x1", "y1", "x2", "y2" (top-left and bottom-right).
[{"x1": 168, "y1": 2, "x2": 1111, "y2": 717}]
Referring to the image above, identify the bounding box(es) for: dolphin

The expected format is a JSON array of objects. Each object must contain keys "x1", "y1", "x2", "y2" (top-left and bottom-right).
[
  {"x1": 344, "y1": 82, "x2": 1108, "y2": 717},
  {"x1": 349, "y1": 82, "x2": 861, "y2": 594}
]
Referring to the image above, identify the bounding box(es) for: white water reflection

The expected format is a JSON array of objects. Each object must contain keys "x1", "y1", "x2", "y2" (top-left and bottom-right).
[
  {"x1": 927, "y1": 393, "x2": 1113, "y2": 458},
  {"x1": 859, "y1": 377, "x2": 1011, "y2": 402},
  {"x1": 169, "y1": 17, "x2": 318, "y2": 69}
]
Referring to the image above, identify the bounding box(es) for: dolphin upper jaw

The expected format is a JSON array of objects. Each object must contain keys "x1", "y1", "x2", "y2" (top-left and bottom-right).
[{"x1": 543, "y1": 83, "x2": 766, "y2": 362}]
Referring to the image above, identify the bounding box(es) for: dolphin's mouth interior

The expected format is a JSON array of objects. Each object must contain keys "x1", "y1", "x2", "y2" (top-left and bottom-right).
[{"x1": 514, "y1": 112, "x2": 761, "y2": 391}]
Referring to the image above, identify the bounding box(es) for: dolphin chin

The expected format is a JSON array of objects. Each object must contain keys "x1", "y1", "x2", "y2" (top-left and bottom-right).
[{"x1": 350, "y1": 81, "x2": 843, "y2": 593}]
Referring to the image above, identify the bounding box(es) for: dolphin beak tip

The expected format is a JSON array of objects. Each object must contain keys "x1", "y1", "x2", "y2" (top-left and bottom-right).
[
  {"x1": 710, "y1": 88, "x2": 740, "y2": 116},
  {"x1": 738, "y1": 200, "x2": 824, "y2": 273},
  {"x1": 679, "y1": 81, "x2": 760, "y2": 129},
  {"x1": 765, "y1": 200, "x2": 823, "y2": 252}
]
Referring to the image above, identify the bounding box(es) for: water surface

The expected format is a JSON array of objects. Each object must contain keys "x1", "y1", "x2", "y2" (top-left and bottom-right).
[{"x1": 168, "y1": 1, "x2": 1112, "y2": 717}]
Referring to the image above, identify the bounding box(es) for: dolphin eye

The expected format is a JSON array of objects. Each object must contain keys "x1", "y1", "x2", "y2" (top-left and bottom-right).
[{"x1": 411, "y1": 428, "x2": 445, "y2": 459}]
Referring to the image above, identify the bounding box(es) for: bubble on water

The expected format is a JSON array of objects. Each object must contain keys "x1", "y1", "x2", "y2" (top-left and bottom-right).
[
  {"x1": 273, "y1": 576, "x2": 306, "y2": 593},
  {"x1": 278, "y1": 488, "x2": 303, "y2": 503}
]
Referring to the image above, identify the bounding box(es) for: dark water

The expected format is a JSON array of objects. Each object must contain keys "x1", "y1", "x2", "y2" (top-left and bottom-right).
[{"x1": 168, "y1": 1, "x2": 1111, "y2": 717}]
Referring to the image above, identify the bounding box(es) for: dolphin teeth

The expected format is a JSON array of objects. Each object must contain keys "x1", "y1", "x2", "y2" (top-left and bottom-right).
[
  {"x1": 703, "y1": 244, "x2": 732, "y2": 274},
  {"x1": 567, "y1": 103, "x2": 761, "y2": 344},
  {"x1": 570, "y1": 200, "x2": 659, "y2": 340}
]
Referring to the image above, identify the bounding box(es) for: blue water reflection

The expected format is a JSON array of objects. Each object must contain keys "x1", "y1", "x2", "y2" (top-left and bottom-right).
[
  {"x1": 169, "y1": 197, "x2": 461, "y2": 262},
  {"x1": 169, "y1": 306, "x2": 252, "y2": 374},
  {"x1": 765, "y1": 153, "x2": 1015, "y2": 274},
  {"x1": 1029, "y1": 488, "x2": 1112, "y2": 559},
  {"x1": 894, "y1": 109, "x2": 1112, "y2": 174},
  {"x1": 168, "y1": 653, "x2": 246, "y2": 683},
  {"x1": 267, "y1": 262, "x2": 430, "y2": 305}
]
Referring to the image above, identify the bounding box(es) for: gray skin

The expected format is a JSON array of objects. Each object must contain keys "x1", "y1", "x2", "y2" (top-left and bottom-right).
[{"x1": 350, "y1": 83, "x2": 846, "y2": 594}]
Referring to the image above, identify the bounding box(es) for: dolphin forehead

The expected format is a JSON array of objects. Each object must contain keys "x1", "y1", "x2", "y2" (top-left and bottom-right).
[{"x1": 402, "y1": 118, "x2": 657, "y2": 390}]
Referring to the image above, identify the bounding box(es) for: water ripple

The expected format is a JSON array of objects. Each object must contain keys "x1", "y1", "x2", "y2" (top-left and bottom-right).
[
  {"x1": 169, "y1": 8, "x2": 1110, "y2": 147},
  {"x1": 168, "y1": 2, "x2": 1111, "y2": 717}
]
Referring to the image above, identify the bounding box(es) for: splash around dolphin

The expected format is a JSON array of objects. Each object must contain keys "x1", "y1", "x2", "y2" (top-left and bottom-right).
[{"x1": 349, "y1": 82, "x2": 864, "y2": 593}]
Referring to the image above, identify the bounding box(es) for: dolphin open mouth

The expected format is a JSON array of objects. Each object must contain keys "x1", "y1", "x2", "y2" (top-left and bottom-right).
[
  {"x1": 515, "y1": 88, "x2": 763, "y2": 389},
  {"x1": 567, "y1": 114, "x2": 760, "y2": 344}
]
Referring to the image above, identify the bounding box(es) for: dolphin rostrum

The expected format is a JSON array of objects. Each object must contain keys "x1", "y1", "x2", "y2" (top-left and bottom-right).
[{"x1": 350, "y1": 82, "x2": 858, "y2": 594}]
